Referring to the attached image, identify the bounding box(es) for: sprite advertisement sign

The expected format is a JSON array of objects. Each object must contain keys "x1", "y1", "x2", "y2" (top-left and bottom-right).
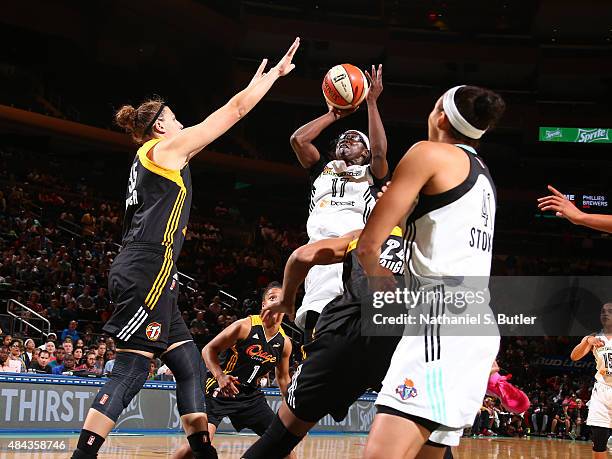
[{"x1": 539, "y1": 127, "x2": 611, "y2": 143}]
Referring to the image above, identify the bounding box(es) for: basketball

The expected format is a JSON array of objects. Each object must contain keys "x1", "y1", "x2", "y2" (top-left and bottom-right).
[{"x1": 322, "y1": 63, "x2": 370, "y2": 110}]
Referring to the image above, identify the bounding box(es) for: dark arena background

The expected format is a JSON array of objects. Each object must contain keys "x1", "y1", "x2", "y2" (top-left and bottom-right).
[{"x1": 1, "y1": 1, "x2": 611, "y2": 458}]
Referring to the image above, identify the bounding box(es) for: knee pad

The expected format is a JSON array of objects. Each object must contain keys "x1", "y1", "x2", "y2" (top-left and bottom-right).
[
  {"x1": 591, "y1": 426, "x2": 611, "y2": 452},
  {"x1": 91, "y1": 352, "x2": 149, "y2": 422},
  {"x1": 162, "y1": 341, "x2": 206, "y2": 416},
  {"x1": 241, "y1": 413, "x2": 303, "y2": 459}
]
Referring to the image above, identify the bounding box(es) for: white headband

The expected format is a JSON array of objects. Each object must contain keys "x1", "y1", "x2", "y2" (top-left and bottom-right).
[
  {"x1": 442, "y1": 85, "x2": 486, "y2": 140},
  {"x1": 342, "y1": 130, "x2": 370, "y2": 151}
]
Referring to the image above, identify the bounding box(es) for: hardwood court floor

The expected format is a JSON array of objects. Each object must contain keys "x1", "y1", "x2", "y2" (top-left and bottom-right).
[{"x1": 0, "y1": 433, "x2": 594, "y2": 458}]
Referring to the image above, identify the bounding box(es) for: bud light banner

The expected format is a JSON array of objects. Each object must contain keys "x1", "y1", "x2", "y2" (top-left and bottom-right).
[
  {"x1": 0, "y1": 374, "x2": 375, "y2": 433},
  {"x1": 531, "y1": 355, "x2": 596, "y2": 374},
  {"x1": 539, "y1": 127, "x2": 611, "y2": 143}
]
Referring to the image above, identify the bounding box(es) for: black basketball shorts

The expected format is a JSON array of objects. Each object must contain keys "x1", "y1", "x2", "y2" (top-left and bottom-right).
[
  {"x1": 206, "y1": 391, "x2": 275, "y2": 435},
  {"x1": 103, "y1": 242, "x2": 192, "y2": 354},
  {"x1": 285, "y1": 311, "x2": 401, "y2": 423}
]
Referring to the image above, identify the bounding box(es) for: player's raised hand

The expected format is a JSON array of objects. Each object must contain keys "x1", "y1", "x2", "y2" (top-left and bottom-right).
[
  {"x1": 247, "y1": 59, "x2": 269, "y2": 89},
  {"x1": 218, "y1": 374, "x2": 240, "y2": 397},
  {"x1": 273, "y1": 37, "x2": 300, "y2": 77},
  {"x1": 365, "y1": 64, "x2": 383, "y2": 104},
  {"x1": 587, "y1": 336, "x2": 605, "y2": 349},
  {"x1": 327, "y1": 102, "x2": 358, "y2": 120},
  {"x1": 537, "y1": 185, "x2": 584, "y2": 224}
]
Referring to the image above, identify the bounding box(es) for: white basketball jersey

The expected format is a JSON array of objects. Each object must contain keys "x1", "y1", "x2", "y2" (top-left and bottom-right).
[
  {"x1": 403, "y1": 145, "x2": 496, "y2": 280},
  {"x1": 307, "y1": 160, "x2": 381, "y2": 242},
  {"x1": 593, "y1": 334, "x2": 612, "y2": 386}
]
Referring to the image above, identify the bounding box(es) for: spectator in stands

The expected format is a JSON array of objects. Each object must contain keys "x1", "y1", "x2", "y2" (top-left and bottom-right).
[
  {"x1": 76, "y1": 351, "x2": 101, "y2": 375},
  {"x1": 75, "y1": 338, "x2": 85, "y2": 349},
  {"x1": 190, "y1": 311, "x2": 207, "y2": 335},
  {"x1": 77, "y1": 285, "x2": 95, "y2": 319},
  {"x1": 63, "y1": 340, "x2": 74, "y2": 355},
  {"x1": 22, "y1": 338, "x2": 36, "y2": 369},
  {"x1": 193, "y1": 295, "x2": 207, "y2": 313},
  {"x1": 73, "y1": 347, "x2": 84, "y2": 366},
  {"x1": 61, "y1": 300, "x2": 79, "y2": 323},
  {"x1": 569, "y1": 398, "x2": 588, "y2": 440},
  {"x1": 8, "y1": 340, "x2": 26, "y2": 372},
  {"x1": 0, "y1": 346, "x2": 20, "y2": 372},
  {"x1": 47, "y1": 299, "x2": 62, "y2": 328},
  {"x1": 63, "y1": 285, "x2": 76, "y2": 305},
  {"x1": 147, "y1": 359, "x2": 157, "y2": 380},
  {"x1": 49, "y1": 348, "x2": 65, "y2": 369},
  {"x1": 531, "y1": 401, "x2": 550, "y2": 435},
  {"x1": 44, "y1": 340, "x2": 56, "y2": 359},
  {"x1": 26, "y1": 291, "x2": 44, "y2": 314},
  {"x1": 550, "y1": 402, "x2": 571, "y2": 437},
  {"x1": 52, "y1": 353, "x2": 76, "y2": 375},
  {"x1": 105, "y1": 337, "x2": 115, "y2": 352},
  {"x1": 2, "y1": 335, "x2": 12, "y2": 347},
  {"x1": 103, "y1": 351, "x2": 115, "y2": 376},
  {"x1": 30, "y1": 350, "x2": 52, "y2": 373},
  {"x1": 93, "y1": 286, "x2": 109, "y2": 313},
  {"x1": 102, "y1": 351, "x2": 115, "y2": 376},
  {"x1": 61, "y1": 320, "x2": 80, "y2": 342}
]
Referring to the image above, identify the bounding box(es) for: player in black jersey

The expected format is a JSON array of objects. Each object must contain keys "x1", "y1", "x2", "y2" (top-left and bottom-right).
[
  {"x1": 173, "y1": 283, "x2": 295, "y2": 459},
  {"x1": 241, "y1": 228, "x2": 404, "y2": 459},
  {"x1": 70, "y1": 38, "x2": 300, "y2": 459}
]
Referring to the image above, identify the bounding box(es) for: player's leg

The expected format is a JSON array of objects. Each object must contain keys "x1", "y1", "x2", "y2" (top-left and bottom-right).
[
  {"x1": 161, "y1": 332, "x2": 217, "y2": 459},
  {"x1": 71, "y1": 252, "x2": 163, "y2": 459},
  {"x1": 591, "y1": 426, "x2": 611, "y2": 458},
  {"x1": 242, "y1": 320, "x2": 365, "y2": 459},
  {"x1": 71, "y1": 349, "x2": 152, "y2": 459},
  {"x1": 364, "y1": 410, "x2": 434, "y2": 459},
  {"x1": 414, "y1": 444, "x2": 450, "y2": 459}
]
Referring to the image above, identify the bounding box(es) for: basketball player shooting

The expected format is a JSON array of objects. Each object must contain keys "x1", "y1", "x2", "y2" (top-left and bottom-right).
[
  {"x1": 570, "y1": 302, "x2": 612, "y2": 458},
  {"x1": 289, "y1": 64, "x2": 388, "y2": 340}
]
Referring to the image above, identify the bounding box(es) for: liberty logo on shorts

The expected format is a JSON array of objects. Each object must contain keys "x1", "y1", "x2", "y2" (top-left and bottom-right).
[
  {"x1": 396, "y1": 378, "x2": 418, "y2": 400},
  {"x1": 99, "y1": 394, "x2": 109, "y2": 405},
  {"x1": 87, "y1": 435, "x2": 96, "y2": 446},
  {"x1": 146, "y1": 322, "x2": 162, "y2": 341}
]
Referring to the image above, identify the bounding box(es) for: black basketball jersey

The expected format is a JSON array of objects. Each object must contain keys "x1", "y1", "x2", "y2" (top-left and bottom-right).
[
  {"x1": 206, "y1": 315, "x2": 286, "y2": 398},
  {"x1": 121, "y1": 138, "x2": 192, "y2": 263},
  {"x1": 316, "y1": 227, "x2": 405, "y2": 331}
]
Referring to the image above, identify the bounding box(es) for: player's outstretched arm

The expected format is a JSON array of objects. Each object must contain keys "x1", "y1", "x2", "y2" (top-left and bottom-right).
[
  {"x1": 155, "y1": 37, "x2": 300, "y2": 168},
  {"x1": 275, "y1": 337, "x2": 293, "y2": 399},
  {"x1": 357, "y1": 142, "x2": 438, "y2": 275},
  {"x1": 261, "y1": 230, "x2": 361, "y2": 320},
  {"x1": 570, "y1": 334, "x2": 604, "y2": 361},
  {"x1": 202, "y1": 318, "x2": 251, "y2": 396},
  {"x1": 538, "y1": 185, "x2": 612, "y2": 233},
  {"x1": 365, "y1": 64, "x2": 388, "y2": 180},
  {"x1": 290, "y1": 103, "x2": 357, "y2": 169}
]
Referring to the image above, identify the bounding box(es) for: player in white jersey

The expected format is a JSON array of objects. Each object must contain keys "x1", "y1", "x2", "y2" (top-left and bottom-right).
[
  {"x1": 289, "y1": 65, "x2": 388, "y2": 336},
  {"x1": 356, "y1": 85, "x2": 506, "y2": 458},
  {"x1": 570, "y1": 302, "x2": 612, "y2": 459}
]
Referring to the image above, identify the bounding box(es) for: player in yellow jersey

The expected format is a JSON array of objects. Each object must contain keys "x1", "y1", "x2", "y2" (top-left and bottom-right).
[
  {"x1": 70, "y1": 38, "x2": 300, "y2": 459},
  {"x1": 173, "y1": 283, "x2": 295, "y2": 459}
]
